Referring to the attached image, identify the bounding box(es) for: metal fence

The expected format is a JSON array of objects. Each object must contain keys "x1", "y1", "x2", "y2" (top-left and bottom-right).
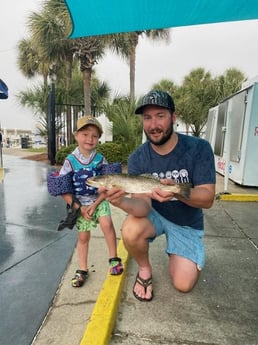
[
  {"x1": 48, "y1": 102, "x2": 84, "y2": 165},
  {"x1": 55, "y1": 103, "x2": 84, "y2": 149}
]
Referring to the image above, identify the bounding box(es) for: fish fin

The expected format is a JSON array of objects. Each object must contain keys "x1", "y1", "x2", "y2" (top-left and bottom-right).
[
  {"x1": 178, "y1": 183, "x2": 192, "y2": 200},
  {"x1": 112, "y1": 184, "x2": 123, "y2": 189}
]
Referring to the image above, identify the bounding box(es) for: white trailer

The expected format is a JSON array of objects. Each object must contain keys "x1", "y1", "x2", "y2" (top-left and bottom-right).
[{"x1": 205, "y1": 81, "x2": 258, "y2": 187}]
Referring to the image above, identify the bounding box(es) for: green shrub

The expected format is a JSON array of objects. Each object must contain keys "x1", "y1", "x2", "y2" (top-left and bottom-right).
[
  {"x1": 55, "y1": 142, "x2": 128, "y2": 166},
  {"x1": 97, "y1": 142, "x2": 128, "y2": 164},
  {"x1": 55, "y1": 144, "x2": 77, "y2": 165}
]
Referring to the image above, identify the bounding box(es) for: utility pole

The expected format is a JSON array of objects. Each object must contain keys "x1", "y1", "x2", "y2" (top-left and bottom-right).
[{"x1": 47, "y1": 67, "x2": 56, "y2": 165}]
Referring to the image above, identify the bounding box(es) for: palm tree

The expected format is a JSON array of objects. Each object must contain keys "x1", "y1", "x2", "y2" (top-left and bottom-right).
[
  {"x1": 19, "y1": 1, "x2": 171, "y2": 147},
  {"x1": 151, "y1": 79, "x2": 179, "y2": 100},
  {"x1": 27, "y1": 0, "x2": 76, "y2": 144},
  {"x1": 177, "y1": 68, "x2": 218, "y2": 137},
  {"x1": 214, "y1": 68, "x2": 246, "y2": 102},
  {"x1": 103, "y1": 97, "x2": 142, "y2": 154},
  {"x1": 29, "y1": 1, "x2": 109, "y2": 120},
  {"x1": 72, "y1": 36, "x2": 106, "y2": 114},
  {"x1": 17, "y1": 38, "x2": 50, "y2": 87},
  {"x1": 108, "y1": 29, "x2": 171, "y2": 100},
  {"x1": 90, "y1": 74, "x2": 111, "y2": 115}
]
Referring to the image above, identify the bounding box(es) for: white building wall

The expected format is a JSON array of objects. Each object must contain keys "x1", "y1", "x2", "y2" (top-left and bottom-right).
[{"x1": 97, "y1": 114, "x2": 113, "y2": 143}]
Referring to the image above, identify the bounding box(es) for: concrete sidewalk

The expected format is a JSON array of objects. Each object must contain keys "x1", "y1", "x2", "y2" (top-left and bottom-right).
[
  {"x1": 32, "y1": 169, "x2": 258, "y2": 345},
  {"x1": 3, "y1": 148, "x2": 258, "y2": 345},
  {"x1": 110, "y1": 200, "x2": 258, "y2": 345},
  {"x1": 31, "y1": 206, "x2": 128, "y2": 345}
]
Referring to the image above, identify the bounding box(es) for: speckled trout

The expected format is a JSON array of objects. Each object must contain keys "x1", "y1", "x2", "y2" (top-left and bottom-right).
[{"x1": 87, "y1": 174, "x2": 192, "y2": 199}]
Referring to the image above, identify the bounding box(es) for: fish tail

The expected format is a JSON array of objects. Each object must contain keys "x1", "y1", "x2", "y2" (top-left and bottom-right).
[{"x1": 178, "y1": 183, "x2": 192, "y2": 199}]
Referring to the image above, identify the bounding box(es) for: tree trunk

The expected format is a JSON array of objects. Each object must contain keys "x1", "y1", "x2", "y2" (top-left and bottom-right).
[
  {"x1": 129, "y1": 45, "x2": 136, "y2": 101},
  {"x1": 83, "y1": 68, "x2": 92, "y2": 115},
  {"x1": 186, "y1": 123, "x2": 189, "y2": 135}
]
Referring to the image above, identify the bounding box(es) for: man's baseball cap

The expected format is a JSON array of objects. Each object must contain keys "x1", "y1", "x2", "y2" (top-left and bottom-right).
[
  {"x1": 135, "y1": 90, "x2": 175, "y2": 114},
  {"x1": 76, "y1": 115, "x2": 103, "y2": 136}
]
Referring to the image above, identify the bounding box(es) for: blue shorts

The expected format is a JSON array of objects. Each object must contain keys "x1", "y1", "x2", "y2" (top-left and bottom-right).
[{"x1": 148, "y1": 208, "x2": 205, "y2": 269}]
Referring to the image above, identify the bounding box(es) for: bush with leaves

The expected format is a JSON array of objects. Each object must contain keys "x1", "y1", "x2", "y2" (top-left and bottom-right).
[
  {"x1": 55, "y1": 144, "x2": 76, "y2": 165},
  {"x1": 55, "y1": 142, "x2": 127, "y2": 166},
  {"x1": 96, "y1": 142, "x2": 127, "y2": 164}
]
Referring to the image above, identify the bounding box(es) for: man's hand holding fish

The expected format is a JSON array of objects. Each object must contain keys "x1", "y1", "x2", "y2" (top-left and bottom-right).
[
  {"x1": 148, "y1": 178, "x2": 183, "y2": 202},
  {"x1": 101, "y1": 186, "x2": 152, "y2": 218},
  {"x1": 100, "y1": 186, "x2": 126, "y2": 205}
]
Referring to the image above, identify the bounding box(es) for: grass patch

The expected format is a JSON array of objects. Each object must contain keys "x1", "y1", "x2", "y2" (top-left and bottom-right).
[{"x1": 25, "y1": 147, "x2": 47, "y2": 153}]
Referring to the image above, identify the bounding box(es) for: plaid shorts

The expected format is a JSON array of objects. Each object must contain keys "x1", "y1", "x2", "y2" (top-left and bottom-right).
[
  {"x1": 148, "y1": 208, "x2": 205, "y2": 269},
  {"x1": 76, "y1": 200, "x2": 111, "y2": 232}
]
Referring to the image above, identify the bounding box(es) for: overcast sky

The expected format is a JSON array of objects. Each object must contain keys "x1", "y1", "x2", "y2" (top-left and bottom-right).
[{"x1": 1, "y1": 1, "x2": 258, "y2": 130}]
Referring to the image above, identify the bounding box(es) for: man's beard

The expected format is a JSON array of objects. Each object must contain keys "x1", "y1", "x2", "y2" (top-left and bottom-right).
[{"x1": 144, "y1": 125, "x2": 174, "y2": 146}]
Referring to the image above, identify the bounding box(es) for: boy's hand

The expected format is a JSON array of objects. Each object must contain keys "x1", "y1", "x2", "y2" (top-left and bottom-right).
[{"x1": 80, "y1": 205, "x2": 95, "y2": 220}]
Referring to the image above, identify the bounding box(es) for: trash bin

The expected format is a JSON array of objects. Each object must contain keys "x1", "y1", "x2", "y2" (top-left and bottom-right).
[{"x1": 21, "y1": 137, "x2": 28, "y2": 149}]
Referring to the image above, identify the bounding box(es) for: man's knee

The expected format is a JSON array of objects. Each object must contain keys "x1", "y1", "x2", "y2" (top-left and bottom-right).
[
  {"x1": 171, "y1": 277, "x2": 197, "y2": 293},
  {"x1": 169, "y1": 255, "x2": 200, "y2": 292},
  {"x1": 122, "y1": 216, "x2": 151, "y2": 244},
  {"x1": 122, "y1": 221, "x2": 141, "y2": 243}
]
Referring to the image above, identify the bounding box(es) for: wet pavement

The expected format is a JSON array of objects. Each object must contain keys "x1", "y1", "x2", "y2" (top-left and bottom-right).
[
  {"x1": 1, "y1": 150, "x2": 258, "y2": 345},
  {"x1": 0, "y1": 154, "x2": 77, "y2": 345}
]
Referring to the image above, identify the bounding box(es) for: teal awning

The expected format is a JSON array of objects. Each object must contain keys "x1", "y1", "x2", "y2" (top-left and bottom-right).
[{"x1": 65, "y1": 0, "x2": 258, "y2": 38}]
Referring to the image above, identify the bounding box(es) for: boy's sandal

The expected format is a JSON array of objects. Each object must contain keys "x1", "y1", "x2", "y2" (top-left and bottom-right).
[
  {"x1": 71, "y1": 269, "x2": 88, "y2": 287},
  {"x1": 109, "y1": 257, "x2": 124, "y2": 275},
  {"x1": 133, "y1": 273, "x2": 153, "y2": 302}
]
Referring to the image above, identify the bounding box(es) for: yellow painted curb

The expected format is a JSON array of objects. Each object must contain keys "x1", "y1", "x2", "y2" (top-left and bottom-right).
[
  {"x1": 0, "y1": 168, "x2": 4, "y2": 183},
  {"x1": 217, "y1": 193, "x2": 258, "y2": 201},
  {"x1": 80, "y1": 239, "x2": 130, "y2": 345}
]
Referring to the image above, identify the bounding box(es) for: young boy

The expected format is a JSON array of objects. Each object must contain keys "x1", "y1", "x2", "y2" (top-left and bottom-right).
[{"x1": 57, "y1": 115, "x2": 123, "y2": 287}]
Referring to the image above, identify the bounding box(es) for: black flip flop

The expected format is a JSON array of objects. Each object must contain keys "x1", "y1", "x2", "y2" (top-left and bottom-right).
[{"x1": 133, "y1": 273, "x2": 153, "y2": 302}]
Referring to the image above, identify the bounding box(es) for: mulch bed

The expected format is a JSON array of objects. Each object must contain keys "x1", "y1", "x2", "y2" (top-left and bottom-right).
[
  {"x1": 23, "y1": 153, "x2": 127, "y2": 172},
  {"x1": 22, "y1": 153, "x2": 50, "y2": 164}
]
